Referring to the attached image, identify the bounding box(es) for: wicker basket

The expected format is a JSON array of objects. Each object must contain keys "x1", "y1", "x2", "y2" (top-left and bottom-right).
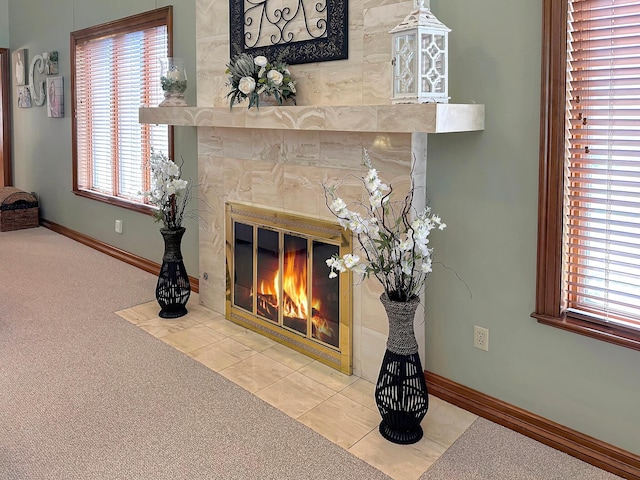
[{"x1": 0, "y1": 187, "x2": 39, "y2": 232}]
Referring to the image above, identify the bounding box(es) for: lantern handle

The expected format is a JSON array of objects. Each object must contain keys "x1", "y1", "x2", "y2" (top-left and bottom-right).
[{"x1": 414, "y1": 0, "x2": 429, "y2": 9}]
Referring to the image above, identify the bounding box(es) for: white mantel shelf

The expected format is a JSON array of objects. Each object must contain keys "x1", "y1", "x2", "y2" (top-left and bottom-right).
[{"x1": 139, "y1": 103, "x2": 484, "y2": 134}]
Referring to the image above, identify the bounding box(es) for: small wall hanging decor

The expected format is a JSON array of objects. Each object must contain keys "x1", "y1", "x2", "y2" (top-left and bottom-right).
[
  {"x1": 29, "y1": 54, "x2": 46, "y2": 107},
  {"x1": 13, "y1": 49, "x2": 27, "y2": 86},
  {"x1": 17, "y1": 86, "x2": 31, "y2": 108},
  {"x1": 47, "y1": 76, "x2": 63, "y2": 118},
  {"x1": 43, "y1": 51, "x2": 59, "y2": 75},
  {"x1": 229, "y1": 0, "x2": 348, "y2": 65}
]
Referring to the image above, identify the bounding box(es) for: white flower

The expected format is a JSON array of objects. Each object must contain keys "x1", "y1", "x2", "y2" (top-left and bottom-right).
[
  {"x1": 364, "y1": 168, "x2": 389, "y2": 194},
  {"x1": 347, "y1": 217, "x2": 367, "y2": 234},
  {"x1": 326, "y1": 252, "x2": 367, "y2": 278},
  {"x1": 367, "y1": 222, "x2": 381, "y2": 240},
  {"x1": 401, "y1": 256, "x2": 413, "y2": 275},
  {"x1": 238, "y1": 76, "x2": 256, "y2": 95},
  {"x1": 352, "y1": 263, "x2": 367, "y2": 275},
  {"x1": 166, "y1": 162, "x2": 180, "y2": 177},
  {"x1": 254, "y1": 55, "x2": 268, "y2": 67},
  {"x1": 331, "y1": 197, "x2": 348, "y2": 215},
  {"x1": 416, "y1": 241, "x2": 430, "y2": 257},
  {"x1": 267, "y1": 69, "x2": 284, "y2": 86},
  {"x1": 172, "y1": 179, "x2": 188, "y2": 192},
  {"x1": 343, "y1": 254, "x2": 360, "y2": 268},
  {"x1": 337, "y1": 217, "x2": 349, "y2": 229},
  {"x1": 398, "y1": 237, "x2": 414, "y2": 252},
  {"x1": 369, "y1": 190, "x2": 384, "y2": 208},
  {"x1": 421, "y1": 257, "x2": 433, "y2": 273},
  {"x1": 326, "y1": 257, "x2": 346, "y2": 273},
  {"x1": 365, "y1": 169, "x2": 379, "y2": 190}
]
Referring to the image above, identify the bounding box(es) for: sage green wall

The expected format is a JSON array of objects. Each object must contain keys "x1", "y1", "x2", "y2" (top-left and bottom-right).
[
  {"x1": 7, "y1": 0, "x2": 198, "y2": 276},
  {"x1": 0, "y1": 0, "x2": 8, "y2": 46},
  {"x1": 426, "y1": 0, "x2": 640, "y2": 454},
  {"x1": 7, "y1": 0, "x2": 639, "y2": 459}
]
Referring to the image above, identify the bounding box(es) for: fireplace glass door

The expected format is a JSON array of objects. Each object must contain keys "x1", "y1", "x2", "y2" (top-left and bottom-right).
[
  {"x1": 227, "y1": 203, "x2": 352, "y2": 373},
  {"x1": 233, "y1": 224, "x2": 340, "y2": 349}
]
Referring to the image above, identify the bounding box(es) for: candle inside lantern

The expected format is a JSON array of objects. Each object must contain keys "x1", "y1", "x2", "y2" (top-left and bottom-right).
[
  {"x1": 167, "y1": 68, "x2": 181, "y2": 80},
  {"x1": 158, "y1": 57, "x2": 188, "y2": 107}
]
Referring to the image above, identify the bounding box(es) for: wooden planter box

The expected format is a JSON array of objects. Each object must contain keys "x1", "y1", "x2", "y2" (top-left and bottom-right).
[{"x1": 0, "y1": 187, "x2": 39, "y2": 232}]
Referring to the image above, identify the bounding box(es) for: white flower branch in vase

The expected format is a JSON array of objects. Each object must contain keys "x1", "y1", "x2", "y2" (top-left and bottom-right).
[
  {"x1": 323, "y1": 149, "x2": 446, "y2": 303},
  {"x1": 324, "y1": 149, "x2": 446, "y2": 445}
]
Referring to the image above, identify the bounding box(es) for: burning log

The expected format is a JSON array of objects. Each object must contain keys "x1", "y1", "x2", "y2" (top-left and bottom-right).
[
  {"x1": 257, "y1": 293, "x2": 278, "y2": 321},
  {"x1": 282, "y1": 290, "x2": 307, "y2": 319},
  {"x1": 312, "y1": 308, "x2": 337, "y2": 347}
]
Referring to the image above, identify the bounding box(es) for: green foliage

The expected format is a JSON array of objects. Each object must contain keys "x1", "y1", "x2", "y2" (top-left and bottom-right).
[{"x1": 161, "y1": 77, "x2": 188, "y2": 94}]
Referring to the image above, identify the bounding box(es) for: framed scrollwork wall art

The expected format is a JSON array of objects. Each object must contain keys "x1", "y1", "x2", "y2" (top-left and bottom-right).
[{"x1": 229, "y1": 0, "x2": 348, "y2": 65}]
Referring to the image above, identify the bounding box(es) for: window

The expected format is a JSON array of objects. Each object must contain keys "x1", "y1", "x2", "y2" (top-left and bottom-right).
[
  {"x1": 71, "y1": 7, "x2": 173, "y2": 211},
  {"x1": 534, "y1": 0, "x2": 640, "y2": 350}
]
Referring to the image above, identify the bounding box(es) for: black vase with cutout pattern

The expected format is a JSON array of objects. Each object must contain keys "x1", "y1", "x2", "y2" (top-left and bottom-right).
[
  {"x1": 156, "y1": 227, "x2": 190, "y2": 319},
  {"x1": 374, "y1": 294, "x2": 429, "y2": 444}
]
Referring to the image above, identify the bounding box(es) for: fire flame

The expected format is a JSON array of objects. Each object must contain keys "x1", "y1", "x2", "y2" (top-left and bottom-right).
[
  {"x1": 255, "y1": 242, "x2": 335, "y2": 345},
  {"x1": 257, "y1": 246, "x2": 320, "y2": 319}
]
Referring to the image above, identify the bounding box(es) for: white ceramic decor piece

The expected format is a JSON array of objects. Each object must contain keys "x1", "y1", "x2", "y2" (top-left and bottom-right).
[
  {"x1": 29, "y1": 54, "x2": 46, "y2": 107},
  {"x1": 390, "y1": 0, "x2": 451, "y2": 104}
]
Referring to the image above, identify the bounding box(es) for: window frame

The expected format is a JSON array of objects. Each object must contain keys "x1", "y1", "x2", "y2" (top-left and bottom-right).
[
  {"x1": 0, "y1": 48, "x2": 11, "y2": 186},
  {"x1": 533, "y1": 0, "x2": 640, "y2": 351},
  {"x1": 70, "y1": 6, "x2": 174, "y2": 214}
]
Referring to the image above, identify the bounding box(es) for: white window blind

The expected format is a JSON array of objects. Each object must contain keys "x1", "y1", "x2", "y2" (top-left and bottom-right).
[
  {"x1": 75, "y1": 22, "x2": 168, "y2": 204},
  {"x1": 565, "y1": 0, "x2": 640, "y2": 330}
]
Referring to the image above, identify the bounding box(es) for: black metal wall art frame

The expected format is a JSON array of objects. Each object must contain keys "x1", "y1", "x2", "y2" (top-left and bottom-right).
[{"x1": 229, "y1": 0, "x2": 348, "y2": 65}]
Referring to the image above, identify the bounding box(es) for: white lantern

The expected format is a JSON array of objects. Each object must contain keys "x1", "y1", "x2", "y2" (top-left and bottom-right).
[{"x1": 390, "y1": 0, "x2": 451, "y2": 104}]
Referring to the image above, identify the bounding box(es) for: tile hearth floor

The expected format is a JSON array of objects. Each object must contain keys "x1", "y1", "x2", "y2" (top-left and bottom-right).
[{"x1": 116, "y1": 295, "x2": 477, "y2": 480}]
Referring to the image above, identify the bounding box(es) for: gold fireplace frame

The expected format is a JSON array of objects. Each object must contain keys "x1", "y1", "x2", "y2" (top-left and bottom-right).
[{"x1": 225, "y1": 202, "x2": 353, "y2": 374}]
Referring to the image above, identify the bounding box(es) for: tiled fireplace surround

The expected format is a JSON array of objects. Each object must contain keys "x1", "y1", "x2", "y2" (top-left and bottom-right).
[
  {"x1": 203, "y1": 128, "x2": 423, "y2": 381},
  {"x1": 140, "y1": 0, "x2": 484, "y2": 382}
]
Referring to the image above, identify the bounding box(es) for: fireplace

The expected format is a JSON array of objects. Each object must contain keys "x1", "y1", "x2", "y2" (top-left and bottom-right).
[
  {"x1": 225, "y1": 202, "x2": 353, "y2": 373},
  {"x1": 136, "y1": 0, "x2": 484, "y2": 383},
  {"x1": 140, "y1": 108, "x2": 483, "y2": 382}
]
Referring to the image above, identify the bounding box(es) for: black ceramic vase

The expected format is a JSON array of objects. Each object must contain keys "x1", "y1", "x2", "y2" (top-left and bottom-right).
[
  {"x1": 374, "y1": 293, "x2": 429, "y2": 444},
  {"x1": 156, "y1": 227, "x2": 190, "y2": 319}
]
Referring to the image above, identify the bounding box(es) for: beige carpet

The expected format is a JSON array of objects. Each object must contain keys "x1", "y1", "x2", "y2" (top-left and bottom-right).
[
  {"x1": 0, "y1": 227, "x2": 627, "y2": 480},
  {"x1": 419, "y1": 415, "x2": 623, "y2": 480},
  {"x1": 0, "y1": 227, "x2": 390, "y2": 479}
]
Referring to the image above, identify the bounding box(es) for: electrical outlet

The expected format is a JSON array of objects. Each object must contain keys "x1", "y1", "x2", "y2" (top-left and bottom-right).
[
  {"x1": 474, "y1": 325, "x2": 489, "y2": 351},
  {"x1": 115, "y1": 219, "x2": 123, "y2": 234}
]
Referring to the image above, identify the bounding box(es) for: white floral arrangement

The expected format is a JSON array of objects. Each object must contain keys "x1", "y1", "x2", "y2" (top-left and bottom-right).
[
  {"x1": 141, "y1": 150, "x2": 191, "y2": 230},
  {"x1": 225, "y1": 52, "x2": 296, "y2": 109},
  {"x1": 324, "y1": 150, "x2": 446, "y2": 302}
]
